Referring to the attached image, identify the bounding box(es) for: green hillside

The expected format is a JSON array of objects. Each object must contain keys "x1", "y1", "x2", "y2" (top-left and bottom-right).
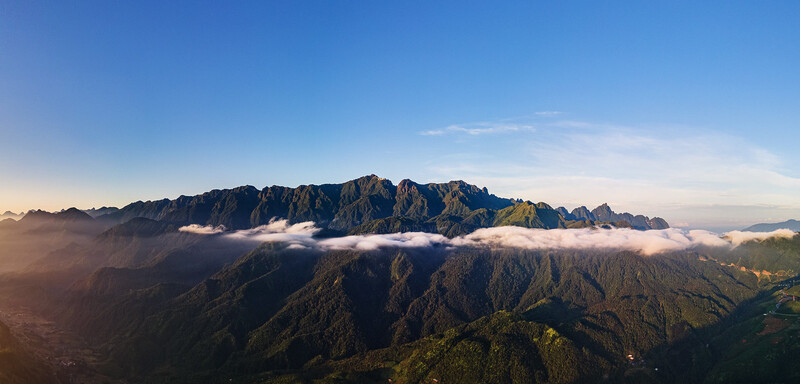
[{"x1": 55, "y1": 245, "x2": 764, "y2": 383}]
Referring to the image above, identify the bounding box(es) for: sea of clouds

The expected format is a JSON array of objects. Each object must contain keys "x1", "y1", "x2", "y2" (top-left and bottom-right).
[{"x1": 178, "y1": 220, "x2": 797, "y2": 255}]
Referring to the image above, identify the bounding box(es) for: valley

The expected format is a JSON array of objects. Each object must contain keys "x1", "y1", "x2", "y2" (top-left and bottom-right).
[{"x1": 0, "y1": 305, "x2": 112, "y2": 384}]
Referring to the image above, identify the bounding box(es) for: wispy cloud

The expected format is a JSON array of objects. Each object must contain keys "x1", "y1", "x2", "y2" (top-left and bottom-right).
[
  {"x1": 175, "y1": 219, "x2": 797, "y2": 256},
  {"x1": 420, "y1": 129, "x2": 447, "y2": 136},
  {"x1": 534, "y1": 111, "x2": 562, "y2": 116},
  {"x1": 420, "y1": 122, "x2": 534, "y2": 136},
  {"x1": 423, "y1": 118, "x2": 800, "y2": 229}
]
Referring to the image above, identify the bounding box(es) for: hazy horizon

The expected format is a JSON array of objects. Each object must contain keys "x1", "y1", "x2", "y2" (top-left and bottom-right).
[{"x1": 0, "y1": 173, "x2": 792, "y2": 233}]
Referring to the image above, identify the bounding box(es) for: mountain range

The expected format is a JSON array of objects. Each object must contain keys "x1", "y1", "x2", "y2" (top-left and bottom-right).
[
  {"x1": 0, "y1": 210, "x2": 24, "y2": 221},
  {"x1": 557, "y1": 204, "x2": 669, "y2": 230},
  {"x1": 743, "y1": 219, "x2": 800, "y2": 232},
  {"x1": 10, "y1": 176, "x2": 800, "y2": 384},
  {"x1": 4, "y1": 175, "x2": 669, "y2": 237},
  {"x1": 80, "y1": 206, "x2": 120, "y2": 218}
]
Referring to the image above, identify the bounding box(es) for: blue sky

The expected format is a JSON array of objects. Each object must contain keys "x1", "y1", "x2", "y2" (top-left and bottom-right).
[{"x1": 1, "y1": 1, "x2": 799, "y2": 231}]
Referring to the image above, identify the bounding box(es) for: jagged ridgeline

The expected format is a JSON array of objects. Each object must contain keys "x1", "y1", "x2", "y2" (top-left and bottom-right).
[{"x1": 93, "y1": 175, "x2": 668, "y2": 235}]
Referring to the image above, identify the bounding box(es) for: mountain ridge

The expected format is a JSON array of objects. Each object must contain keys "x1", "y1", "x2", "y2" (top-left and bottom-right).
[
  {"x1": 557, "y1": 203, "x2": 669, "y2": 230},
  {"x1": 743, "y1": 219, "x2": 800, "y2": 232},
  {"x1": 9, "y1": 176, "x2": 669, "y2": 238},
  {"x1": 93, "y1": 175, "x2": 668, "y2": 234}
]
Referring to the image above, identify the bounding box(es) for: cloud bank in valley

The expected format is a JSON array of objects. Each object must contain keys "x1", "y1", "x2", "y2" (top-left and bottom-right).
[
  {"x1": 222, "y1": 220, "x2": 321, "y2": 249},
  {"x1": 451, "y1": 227, "x2": 731, "y2": 255},
  {"x1": 723, "y1": 229, "x2": 796, "y2": 246},
  {"x1": 180, "y1": 220, "x2": 797, "y2": 255},
  {"x1": 179, "y1": 224, "x2": 226, "y2": 235}
]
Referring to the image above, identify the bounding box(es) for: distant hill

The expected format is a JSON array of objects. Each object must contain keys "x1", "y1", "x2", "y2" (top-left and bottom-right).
[
  {"x1": 743, "y1": 219, "x2": 800, "y2": 232},
  {"x1": 6, "y1": 208, "x2": 102, "y2": 234},
  {"x1": 0, "y1": 210, "x2": 23, "y2": 221},
  {"x1": 82, "y1": 206, "x2": 120, "y2": 218}
]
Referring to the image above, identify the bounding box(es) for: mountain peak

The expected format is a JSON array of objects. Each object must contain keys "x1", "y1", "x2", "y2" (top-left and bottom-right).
[
  {"x1": 20, "y1": 209, "x2": 55, "y2": 222},
  {"x1": 57, "y1": 207, "x2": 95, "y2": 222},
  {"x1": 87, "y1": 176, "x2": 667, "y2": 233}
]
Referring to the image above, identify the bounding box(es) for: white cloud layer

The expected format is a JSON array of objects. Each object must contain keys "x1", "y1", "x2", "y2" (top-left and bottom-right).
[
  {"x1": 223, "y1": 220, "x2": 321, "y2": 248},
  {"x1": 723, "y1": 229, "x2": 797, "y2": 246},
  {"x1": 179, "y1": 224, "x2": 226, "y2": 235},
  {"x1": 318, "y1": 232, "x2": 452, "y2": 251},
  {"x1": 452, "y1": 227, "x2": 731, "y2": 255},
  {"x1": 179, "y1": 220, "x2": 797, "y2": 256}
]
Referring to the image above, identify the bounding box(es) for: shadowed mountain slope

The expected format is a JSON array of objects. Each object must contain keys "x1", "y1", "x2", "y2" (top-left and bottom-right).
[
  {"x1": 91, "y1": 175, "x2": 667, "y2": 236},
  {"x1": 67, "y1": 245, "x2": 762, "y2": 383},
  {"x1": 0, "y1": 319, "x2": 58, "y2": 384}
]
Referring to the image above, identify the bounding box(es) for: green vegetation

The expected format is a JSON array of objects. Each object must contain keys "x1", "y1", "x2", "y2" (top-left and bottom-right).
[
  {"x1": 386, "y1": 311, "x2": 608, "y2": 383},
  {"x1": 49, "y1": 246, "x2": 768, "y2": 383},
  {"x1": 777, "y1": 301, "x2": 800, "y2": 315},
  {"x1": 0, "y1": 226, "x2": 796, "y2": 383},
  {"x1": 711, "y1": 234, "x2": 800, "y2": 275},
  {"x1": 704, "y1": 310, "x2": 800, "y2": 383},
  {"x1": 6, "y1": 178, "x2": 800, "y2": 383},
  {"x1": 493, "y1": 201, "x2": 565, "y2": 228}
]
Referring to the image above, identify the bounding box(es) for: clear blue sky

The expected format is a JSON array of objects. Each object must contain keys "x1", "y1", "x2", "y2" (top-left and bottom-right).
[{"x1": 1, "y1": 1, "x2": 799, "y2": 231}]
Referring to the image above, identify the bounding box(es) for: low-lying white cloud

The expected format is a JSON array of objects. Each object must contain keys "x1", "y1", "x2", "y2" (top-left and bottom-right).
[
  {"x1": 179, "y1": 219, "x2": 797, "y2": 255},
  {"x1": 179, "y1": 224, "x2": 226, "y2": 235},
  {"x1": 723, "y1": 229, "x2": 796, "y2": 246},
  {"x1": 223, "y1": 220, "x2": 320, "y2": 249},
  {"x1": 319, "y1": 232, "x2": 452, "y2": 251},
  {"x1": 452, "y1": 227, "x2": 731, "y2": 255}
]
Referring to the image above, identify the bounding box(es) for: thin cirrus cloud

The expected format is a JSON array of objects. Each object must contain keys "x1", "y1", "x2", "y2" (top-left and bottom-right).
[
  {"x1": 178, "y1": 220, "x2": 795, "y2": 256},
  {"x1": 422, "y1": 118, "x2": 800, "y2": 230},
  {"x1": 420, "y1": 122, "x2": 534, "y2": 136},
  {"x1": 419, "y1": 112, "x2": 559, "y2": 136}
]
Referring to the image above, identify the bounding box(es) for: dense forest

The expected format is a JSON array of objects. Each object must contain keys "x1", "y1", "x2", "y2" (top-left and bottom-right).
[{"x1": 0, "y1": 177, "x2": 797, "y2": 383}]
